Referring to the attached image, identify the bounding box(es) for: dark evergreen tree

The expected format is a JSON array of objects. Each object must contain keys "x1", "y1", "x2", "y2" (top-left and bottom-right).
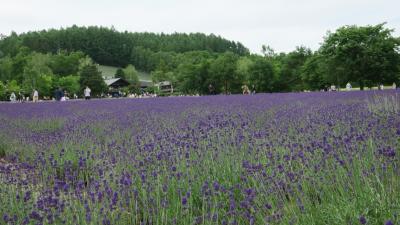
[
  {"x1": 114, "y1": 68, "x2": 125, "y2": 79},
  {"x1": 79, "y1": 63, "x2": 107, "y2": 97},
  {"x1": 248, "y1": 57, "x2": 276, "y2": 93}
]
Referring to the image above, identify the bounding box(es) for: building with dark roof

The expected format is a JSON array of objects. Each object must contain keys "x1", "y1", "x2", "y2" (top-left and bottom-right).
[{"x1": 104, "y1": 78, "x2": 131, "y2": 89}]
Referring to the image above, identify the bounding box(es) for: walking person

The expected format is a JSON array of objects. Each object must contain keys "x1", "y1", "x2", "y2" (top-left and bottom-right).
[
  {"x1": 84, "y1": 86, "x2": 91, "y2": 100},
  {"x1": 54, "y1": 87, "x2": 63, "y2": 101},
  {"x1": 346, "y1": 82, "x2": 352, "y2": 91},
  {"x1": 17, "y1": 92, "x2": 24, "y2": 102},
  {"x1": 208, "y1": 84, "x2": 215, "y2": 95},
  {"x1": 251, "y1": 84, "x2": 256, "y2": 95},
  {"x1": 10, "y1": 92, "x2": 16, "y2": 103},
  {"x1": 241, "y1": 84, "x2": 250, "y2": 95},
  {"x1": 32, "y1": 89, "x2": 39, "y2": 102}
]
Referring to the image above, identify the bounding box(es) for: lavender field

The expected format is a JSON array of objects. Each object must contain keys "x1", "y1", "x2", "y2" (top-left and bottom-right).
[{"x1": 0, "y1": 91, "x2": 399, "y2": 225}]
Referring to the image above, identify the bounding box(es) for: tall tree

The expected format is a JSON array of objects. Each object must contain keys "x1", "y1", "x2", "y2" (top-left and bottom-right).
[
  {"x1": 301, "y1": 53, "x2": 328, "y2": 91},
  {"x1": 78, "y1": 58, "x2": 107, "y2": 96},
  {"x1": 49, "y1": 51, "x2": 85, "y2": 76},
  {"x1": 248, "y1": 57, "x2": 276, "y2": 92},
  {"x1": 209, "y1": 52, "x2": 240, "y2": 94},
  {"x1": 114, "y1": 68, "x2": 125, "y2": 79},
  {"x1": 277, "y1": 46, "x2": 312, "y2": 92},
  {"x1": 236, "y1": 57, "x2": 254, "y2": 85},
  {"x1": 122, "y1": 64, "x2": 139, "y2": 83},
  {"x1": 0, "y1": 56, "x2": 13, "y2": 82},
  {"x1": 123, "y1": 64, "x2": 140, "y2": 92},
  {"x1": 57, "y1": 75, "x2": 80, "y2": 96},
  {"x1": 319, "y1": 23, "x2": 400, "y2": 89},
  {"x1": 0, "y1": 80, "x2": 5, "y2": 100},
  {"x1": 21, "y1": 53, "x2": 53, "y2": 94}
]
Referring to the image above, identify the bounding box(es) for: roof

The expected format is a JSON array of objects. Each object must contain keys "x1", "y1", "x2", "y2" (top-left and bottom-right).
[
  {"x1": 104, "y1": 78, "x2": 132, "y2": 87},
  {"x1": 104, "y1": 78, "x2": 122, "y2": 86},
  {"x1": 156, "y1": 81, "x2": 171, "y2": 86}
]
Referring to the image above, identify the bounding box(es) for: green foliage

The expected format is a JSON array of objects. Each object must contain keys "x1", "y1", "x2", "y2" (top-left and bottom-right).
[
  {"x1": 176, "y1": 63, "x2": 205, "y2": 94},
  {"x1": 248, "y1": 57, "x2": 276, "y2": 92},
  {"x1": 320, "y1": 23, "x2": 400, "y2": 89},
  {"x1": 277, "y1": 46, "x2": 312, "y2": 92},
  {"x1": 0, "y1": 81, "x2": 6, "y2": 100},
  {"x1": 6, "y1": 80, "x2": 21, "y2": 93},
  {"x1": 49, "y1": 51, "x2": 85, "y2": 76},
  {"x1": 21, "y1": 52, "x2": 53, "y2": 93},
  {"x1": 261, "y1": 44, "x2": 276, "y2": 58},
  {"x1": 209, "y1": 52, "x2": 241, "y2": 93},
  {"x1": 151, "y1": 70, "x2": 170, "y2": 84},
  {"x1": 1, "y1": 23, "x2": 399, "y2": 96},
  {"x1": 0, "y1": 26, "x2": 249, "y2": 71},
  {"x1": 114, "y1": 68, "x2": 125, "y2": 79},
  {"x1": 35, "y1": 74, "x2": 54, "y2": 97},
  {"x1": 0, "y1": 56, "x2": 13, "y2": 82},
  {"x1": 0, "y1": 31, "x2": 22, "y2": 57},
  {"x1": 79, "y1": 59, "x2": 107, "y2": 96},
  {"x1": 301, "y1": 54, "x2": 328, "y2": 90},
  {"x1": 56, "y1": 75, "x2": 80, "y2": 95},
  {"x1": 122, "y1": 64, "x2": 139, "y2": 84},
  {"x1": 235, "y1": 57, "x2": 254, "y2": 83}
]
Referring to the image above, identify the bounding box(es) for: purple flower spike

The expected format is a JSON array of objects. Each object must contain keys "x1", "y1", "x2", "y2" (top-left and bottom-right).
[{"x1": 359, "y1": 215, "x2": 366, "y2": 224}]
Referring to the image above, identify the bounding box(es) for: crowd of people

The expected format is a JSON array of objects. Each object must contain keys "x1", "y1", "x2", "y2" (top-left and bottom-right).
[
  {"x1": 8, "y1": 86, "x2": 91, "y2": 103},
  {"x1": 5, "y1": 81, "x2": 400, "y2": 103},
  {"x1": 320, "y1": 82, "x2": 398, "y2": 92}
]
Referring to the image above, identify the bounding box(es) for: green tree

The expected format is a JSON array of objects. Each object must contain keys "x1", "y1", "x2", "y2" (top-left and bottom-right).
[
  {"x1": 277, "y1": 46, "x2": 312, "y2": 92},
  {"x1": 0, "y1": 81, "x2": 6, "y2": 100},
  {"x1": 209, "y1": 52, "x2": 240, "y2": 94},
  {"x1": 6, "y1": 80, "x2": 22, "y2": 93},
  {"x1": 123, "y1": 64, "x2": 140, "y2": 92},
  {"x1": 114, "y1": 68, "x2": 125, "y2": 79},
  {"x1": 0, "y1": 26, "x2": 249, "y2": 71},
  {"x1": 57, "y1": 75, "x2": 80, "y2": 96},
  {"x1": 10, "y1": 47, "x2": 31, "y2": 84},
  {"x1": 49, "y1": 51, "x2": 85, "y2": 76},
  {"x1": 248, "y1": 57, "x2": 275, "y2": 92},
  {"x1": 261, "y1": 45, "x2": 276, "y2": 58},
  {"x1": 21, "y1": 52, "x2": 53, "y2": 94},
  {"x1": 151, "y1": 70, "x2": 169, "y2": 83},
  {"x1": 236, "y1": 57, "x2": 254, "y2": 85},
  {"x1": 319, "y1": 23, "x2": 400, "y2": 89},
  {"x1": 0, "y1": 56, "x2": 13, "y2": 82},
  {"x1": 122, "y1": 65, "x2": 139, "y2": 83},
  {"x1": 79, "y1": 58, "x2": 107, "y2": 97},
  {"x1": 301, "y1": 53, "x2": 328, "y2": 91},
  {"x1": 175, "y1": 63, "x2": 205, "y2": 94},
  {"x1": 36, "y1": 74, "x2": 54, "y2": 97}
]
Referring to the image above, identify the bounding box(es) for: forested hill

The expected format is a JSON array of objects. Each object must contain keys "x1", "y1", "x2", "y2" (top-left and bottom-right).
[{"x1": 0, "y1": 26, "x2": 249, "y2": 71}]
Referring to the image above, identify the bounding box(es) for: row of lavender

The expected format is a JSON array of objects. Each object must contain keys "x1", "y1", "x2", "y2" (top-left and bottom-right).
[{"x1": 0, "y1": 91, "x2": 399, "y2": 225}]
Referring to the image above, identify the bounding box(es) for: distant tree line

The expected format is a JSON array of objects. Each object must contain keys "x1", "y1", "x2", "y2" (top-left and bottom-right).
[
  {"x1": 0, "y1": 25, "x2": 249, "y2": 71},
  {"x1": 0, "y1": 23, "x2": 399, "y2": 100}
]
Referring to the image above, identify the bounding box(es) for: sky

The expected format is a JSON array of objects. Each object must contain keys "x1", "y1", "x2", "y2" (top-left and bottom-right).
[{"x1": 0, "y1": 0, "x2": 399, "y2": 54}]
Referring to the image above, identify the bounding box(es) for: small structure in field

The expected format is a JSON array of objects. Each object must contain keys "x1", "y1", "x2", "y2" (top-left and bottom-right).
[
  {"x1": 105, "y1": 78, "x2": 130, "y2": 89},
  {"x1": 104, "y1": 78, "x2": 130, "y2": 97},
  {"x1": 155, "y1": 81, "x2": 173, "y2": 93}
]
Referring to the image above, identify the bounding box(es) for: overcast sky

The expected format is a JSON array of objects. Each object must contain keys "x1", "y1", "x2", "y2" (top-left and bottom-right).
[{"x1": 0, "y1": 0, "x2": 399, "y2": 54}]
